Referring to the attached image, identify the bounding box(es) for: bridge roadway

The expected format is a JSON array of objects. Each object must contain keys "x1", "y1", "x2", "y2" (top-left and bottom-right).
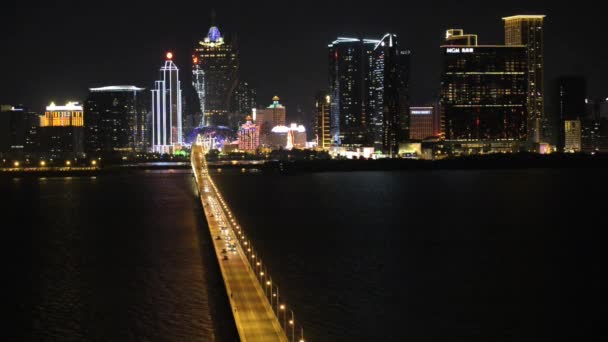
[{"x1": 192, "y1": 145, "x2": 288, "y2": 342}]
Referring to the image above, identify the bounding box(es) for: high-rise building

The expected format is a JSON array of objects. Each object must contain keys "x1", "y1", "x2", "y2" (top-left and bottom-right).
[
  {"x1": 151, "y1": 52, "x2": 183, "y2": 154},
  {"x1": 328, "y1": 37, "x2": 379, "y2": 147},
  {"x1": 255, "y1": 96, "x2": 286, "y2": 128},
  {"x1": 554, "y1": 76, "x2": 586, "y2": 151},
  {"x1": 0, "y1": 105, "x2": 39, "y2": 157},
  {"x1": 371, "y1": 34, "x2": 410, "y2": 155},
  {"x1": 582, "y1": 98, "x2": 608, "y2": 152},
  {"x1": 237, "y1": 115, "x2": 259, "y2": 152},
  {"x1": 441, "y1": 31, "x2": 528, "y2": 151},
  {"x1": 38, "y1": 102, "x2": 85, "y2": 158},
  {"x1": 409, "y1": 107, "x2": 434, "y2": 140},
  {"x1": 192, "y1": 56, "x2": 205, "y2": 126},
  {"x1": 193, "y1": 18, "x2": 239, "y2": 128},
  {"x1": 564, "y1": 119, "x2": 582, "y2": 152},
  {"x1": 84, "y1": 86, "x2": 146, "y2": 154},
  {"x1": 314, "y1": 91, "x2": 331, "y2": 149},
  {"x1": 255, "y1": 96, "x2": 286, "y2": 146},
  {"x1": 231, "y1": 81, "x2": 257, "y2": 124},
  {"x1": 503, "y1": 15, "x2": 546, "y2": 144},
  {"x1": 328, "y1": 35, "x2": 410, "y2": 154}
]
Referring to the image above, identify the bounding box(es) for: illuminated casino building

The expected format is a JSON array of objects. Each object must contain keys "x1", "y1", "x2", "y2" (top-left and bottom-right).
[
  {"x1": 314, "y1": 91, "x2": 331, "y2": 149},
  {"x1": 84, "y1": 86, "x2": 146, "y2": 154},
  {"x1": 255, "y1": 96, "x2": 286, "y2": 128},
  {"x1": 193, "y1": 16, "x2": 239, "y2": 128},
  {"x1": 151, "y1": 52, "x2": 183, "y2": 154},
  {"x1": 38, "y1": 102, "x2": 85, "y2": 158},
  {"x1": 237, "y1": 115, "x2": 260, "y2": 152},
  {"x1": 503, "y1": 15, "x2": 546, "y2": 144},
  {"x1": 440, "y1": 29, "x2": 528, "y2": 153},
  {"x1": 255, "y1": 96, "x2": 286, "y2": 146}
]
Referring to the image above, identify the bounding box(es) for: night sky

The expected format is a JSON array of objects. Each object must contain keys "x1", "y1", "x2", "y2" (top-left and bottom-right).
[{"x1": 1, "y1": 0, "x2": 606, "y2": 121}]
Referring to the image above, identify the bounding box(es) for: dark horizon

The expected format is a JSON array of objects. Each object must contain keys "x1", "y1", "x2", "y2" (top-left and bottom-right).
[{"x1": 2, "y1": 0, "x2": 606, "y2": 120}]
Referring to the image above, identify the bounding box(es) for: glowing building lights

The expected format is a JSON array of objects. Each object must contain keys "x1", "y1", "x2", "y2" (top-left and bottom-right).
[
  {"x1": 41, "y1": 102, "x2": 84, "y2": 127},
  {"x1": 151, "y1": 54, "x2": 183, "y2": 154}
]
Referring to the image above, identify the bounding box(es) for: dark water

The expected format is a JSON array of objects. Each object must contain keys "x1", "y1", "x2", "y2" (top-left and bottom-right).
[
  {"x1": 4, "y1": 171, "x2": 237, "y2": 341},
  {"x1": 213, "y1": 168, "x2": 608, "y2": 341}
]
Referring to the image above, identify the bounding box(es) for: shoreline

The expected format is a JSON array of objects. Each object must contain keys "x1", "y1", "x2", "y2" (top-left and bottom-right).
[{"x1": 0, "y1": 163, "x2": 192, "y2": 177}]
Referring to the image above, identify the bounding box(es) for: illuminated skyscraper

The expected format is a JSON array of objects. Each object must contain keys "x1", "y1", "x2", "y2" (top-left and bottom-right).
[
  {"x1": 85, "y1": 86, "x2": 146, "y2": 154},
  {"x1": 151, "y1": 52, "x2": 183, "y2": 154},
  {"x1": 503, "y1": 15, "x2": 546, "y2": 144},
  {"x1": 440, "y1": 30, "x2": 528, "y2": 152},
  {"x1": 328, "y1": 35, "x2": 410, "y2": 154},
  {"x1": 371, "y1": 33, "x2": 410, "y2": 155},
  {"x1": 328, "y1": 37, "x2": 378, "y2": 147},
  {"x1": 193, "y1": 17, "x2": 239, "y2": 128},
  {"x1": 314, "y1": 91, "x2": 331, "y2": 149}
]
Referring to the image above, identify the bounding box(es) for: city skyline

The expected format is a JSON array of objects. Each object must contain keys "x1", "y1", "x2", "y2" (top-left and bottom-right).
[{"x1": 2, "y1": 0, "x2": 606, "y2": 118}]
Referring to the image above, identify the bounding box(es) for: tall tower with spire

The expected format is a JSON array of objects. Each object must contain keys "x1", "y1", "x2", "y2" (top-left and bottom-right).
[
  {"x1": 152, "y1": 52, "x2": 183, "y2": 154},
  {"x1": 193, "y1": 12, "x2": 239, "y2": 128}
]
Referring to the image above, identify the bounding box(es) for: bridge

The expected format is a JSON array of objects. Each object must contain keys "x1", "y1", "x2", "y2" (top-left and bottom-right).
[{"x1": 191, "y1": 141, "x2": 305, "y2": 342}]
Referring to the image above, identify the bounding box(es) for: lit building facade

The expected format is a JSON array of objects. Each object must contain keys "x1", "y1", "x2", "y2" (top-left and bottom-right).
[
  {"x1": 409, "y1": 107, "x2": 434, "y2": 140},
  {"x1": 371, "y1": 34, "x2": 410, "y2": 155},
  {"x1": 192, "y1": 57, "x2": 205, "y2": 126},
  {"x1": 255, "y1": 96, "x2": 286, "y2": 128},
  {"x1": 440, "y1": 35, "x2": 528, "y2": 151},
  {"x1": 0, "y1": 105, "x2": 39, "y2": 157},
  {"x1": 328, "y1": 37, "x2": 378, "y2": 147},
  {"x1": 314, "y1": 91, "x2": 331, "y2": 149},
  {"x1": 38, "y1": 102, "x2": 85, "y2": 158},
  {"x1": 151, "y1": 53, "x2": 183, "y2": 154},
  {"x1": 237, "y1": 115, "x2": 259, "y2": 152},
  {"x1": 328, "y1": 35, "x2": 410, "y2": 154},
  {"x1": 503, "y1": 15, "x2": 546, "y2": 144},
  {"x1": 84, "y1": 86, "x2": 146, "y2": 154},
  {"x1": 267, "y1": 124, "x2": 307, "y2": 150},
  {"x1": 193, "y1": 22, "x2": 239, "y2": 128},
  {"x1": 582, "y1": 98, "x2": 608, "y2": 152},
  {"x1": 256, "y1": 96, "x2": 286, "y2": 146},
  {"x1": 564, "y1": 119, "x2": 581, "y2": 152}
]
